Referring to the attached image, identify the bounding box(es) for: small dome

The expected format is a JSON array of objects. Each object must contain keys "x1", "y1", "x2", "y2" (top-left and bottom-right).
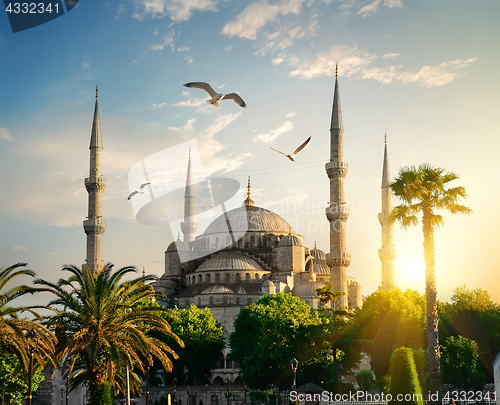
[
  {"x1": 201, "y1": 285, "x2": 235, "y2": 295},
  {"x1": 349, "y1": 280, "x2": 362, "y2": 287},
  {"x1": 197, "y1": 253, "x2": 265, "y2": 272},
  {"x1": 310, "y1": 247, "x2": 326, "y2": 260},
  {"x1": 167, "y1": 239, "x2": 191, "y2": 252},
  {"x1": 306, "y1": 259, "x2": 329, "y2": 275},
  {"x1": 292, "y1": 280, "x2": 326, "y2": 298},
  {"x1": 278, "y1": 234, "x2": 302, "y2": 247}
]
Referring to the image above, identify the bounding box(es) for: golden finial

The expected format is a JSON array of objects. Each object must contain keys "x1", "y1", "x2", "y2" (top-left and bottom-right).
[
  {"x1": 314, "y1": 241, "x2": 317, "y2": 250},
  {"x1": 142, "y1": 266, "x2": 146, "y2": 278},
  {"x1": 288, "y1": 227, "x2": 292, "y2": 235},
  {"x1": 335, "y1": 62, "x2": 338, "y2": 78},
  {"x1": 243, "y1": 176, "x2": 255, "y2": 207},
  {"x1": 385, "y1": 132, "x2": 387, "y2": 144}
]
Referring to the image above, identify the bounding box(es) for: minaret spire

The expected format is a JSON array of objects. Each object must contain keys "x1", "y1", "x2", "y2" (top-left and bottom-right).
[
  {"x1": 243, "y1": 176, "x2": 255, "y2": 207},
  {"x1": 378, "y1": 134, "x2": 397, "y2": 290},
  {"x1": 325, "y1": 65, "x2": 350, "y2": 308},
  {"x1": 181, "y1": 145, "x2": 197, "y2": 242},
  {"x1": 83, "y1": 87, "x2": 107, "y2": 273}
]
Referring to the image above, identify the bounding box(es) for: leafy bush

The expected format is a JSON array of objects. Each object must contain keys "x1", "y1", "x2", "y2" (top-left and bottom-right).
[
  {"x1": 355, "y1": 369, "x2": 374, "y2": 391},
  {"x1": 388, "y1": 348, "x2": 423, "y2": 405},
  {"x1": 90, "y1": 381, "x2": 114, "y2": 405}
]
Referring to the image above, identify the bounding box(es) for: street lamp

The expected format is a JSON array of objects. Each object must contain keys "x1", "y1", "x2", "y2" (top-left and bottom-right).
[
  {"x1": 146, "y1": 356, "x2": 152, "y2": 405},
  {"x1": 25, "y1": 329, "x2": 39, "y2": 405},
  {"x1": 290, "y1": 358, "x2": 298, "y2": 392},
  {"x1": 172, "y1": 378, "x2": 177, "y2": 405}
]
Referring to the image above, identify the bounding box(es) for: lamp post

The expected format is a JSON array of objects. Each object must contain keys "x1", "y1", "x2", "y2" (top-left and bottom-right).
[
  {"x1": 172, "y1": 378, "x2": 177, "y2": 405},
  {"x1": 146, "y1": 356, "x2": 152, "y2": 405},
  {"x1": 290, "y1": 358, "x2": 298, "y2": 405},
  {"x1": 126, "y1": 364, "x2": 131, "y2": 405},
  {"x1": 26, "y1": 329, "x2": 39, "y2": 405}
]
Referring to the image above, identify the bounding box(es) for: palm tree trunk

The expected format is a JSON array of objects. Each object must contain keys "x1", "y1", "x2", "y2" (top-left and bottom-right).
[{"x1": 422, "y1": 209, "x2": 440, "y2": 402}]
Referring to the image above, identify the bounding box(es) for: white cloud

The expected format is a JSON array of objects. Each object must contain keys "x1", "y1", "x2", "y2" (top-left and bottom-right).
[
  {"x1": 167, "y1": 118, "x2": 196, "y2": 131},
  {"x1": 184, "y1": 54, "x2": 194, "y2": 65},
  {"x1": 285, "y1": 111, "x2": 296, "y2": 117},
  {"x1": 383, "y1": 0, "x2": 403, "y2": 8},
  {"x1": 181, "y1": 91, "x2": 190, "y2": 96},
  {"x1": 382, "y1": 52, "x2": 400, "y2": 59},
  {"x1": 132, "y1": 0, "x2": 217, "y2": 22},
  {"x1": 132, "y1": 59, "x2": 138, "y2": 64},
  {"x1": 204, "y1": 113, "x2": 242, "y2": 139},
  {"x1": 252, "y1": 121, "x2": 294, "y2": 144},
  {"x1": 224, "y1": 45, "x2": 233, "y2": 52},
  {"x1": 272, "y1": 57, "x2": 284, "y2": 65},
  {"x1": 12, "y1": 243, "x2": 29, "y2": 251},
  {"x1": 221, "y1": 0, "x2": 306, "y2": 40},
  {"x1": 177, "y1": 46, "x2": 191, "y2": 51},
  {"x1": 0, "y1": 127, "x2": 13, "y2": 141},
  {"x1": 147, "y1": 30, "x2": 175, "y2": 52},
  {"x1": 81, "y1": 55, "x2": 91, "y2": 69},
  {"x1": 170, "y1": 98, "x2": 206, "y2": 107},
  {"x1": 358, "y1": 0, "x2": 403, "y2": 17},
  {"x1": 153, "y1": 28, "x2": 159, "y2": 36}
]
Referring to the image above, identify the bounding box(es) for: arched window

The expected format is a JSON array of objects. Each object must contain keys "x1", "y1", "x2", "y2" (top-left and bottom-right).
[
  {"x1": 236, "y1": 297, "x2": 240, "y2": 305},
  {"x1": 215, "y1": 273, "x2": 220, "y2": 282},
  {"x1": 192, "y1": 275, "x2": 196, "y2": 284},
  {"x1": 206, "y1": 273, "x2": 211, "y2": 282},
  {"x1": 247, "y1": 297, "x2": 252, "y2": 305},
  {"x1": 186, "y1": 299, "x2": 190, "y2": 306},
  {"x1": 225, "y1": 273, "x2": 230, "y2": 283},
  {"x1": 245, "y1": 273, "x2": 251, "y2": 282},
  {"x1": 198, "y1": 274, "x2": 202, "y2": 283},
  {"x1": 250, "y1": 235, "x2": 255, "y2": 247},
  {"x1": 198, "y1": 297, "x2": 201, "y2": 306},
  {"x1": 223, "y1": 296, "x2": 228, "y2": 305},
  {"x1": 238, "y1": 238, "x2": 242, "y2": 248},
  {"x1": 235, "y1": 273, "x2": 241, "y2": 282},
  {"x1": 255, "y1": 273, "x2": 260, "y2": 280},
  {"x1": 209, "y1": 296, "x2": 214, "y2": 306},
  {"x1": 263, "y1": 236, "x2": 268, "y2": 248}
]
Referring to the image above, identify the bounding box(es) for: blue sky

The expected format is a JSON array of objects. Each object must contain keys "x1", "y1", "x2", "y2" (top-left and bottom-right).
[{"x1": 1, "y1": 0, "x2": 499, "y2": 306}]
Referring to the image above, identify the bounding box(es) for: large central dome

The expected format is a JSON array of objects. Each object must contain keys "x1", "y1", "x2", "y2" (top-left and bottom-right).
[{"x1": 203, "y1": 205, "x2": 293, "y2": 235}]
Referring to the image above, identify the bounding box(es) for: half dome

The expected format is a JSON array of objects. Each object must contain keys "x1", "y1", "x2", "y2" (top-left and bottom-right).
[{"x1": 197, "y1": 252, "x2": 265, "y2": 272}]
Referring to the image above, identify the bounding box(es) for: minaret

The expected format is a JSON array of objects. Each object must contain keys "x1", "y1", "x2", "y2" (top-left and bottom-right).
[
  {"x1": 180, "y1": 146, "x2": 197, "y2": 242},
  {"x1": 378, "y1": 135, "x2": 397, "y2": 290},
  {"x1": 325, "y1": 64, "x2": 350, "y2": 308},
  {"x1": 83, "y1": 86, "x2": 106, "y2": 273}
]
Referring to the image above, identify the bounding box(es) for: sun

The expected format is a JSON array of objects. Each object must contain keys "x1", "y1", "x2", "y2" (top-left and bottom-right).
[{"x1": 397, "y1": 255, "x2": 425, "y2": 289}]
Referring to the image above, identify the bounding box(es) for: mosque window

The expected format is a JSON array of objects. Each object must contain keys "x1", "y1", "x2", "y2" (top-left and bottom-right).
[
  {"x1": 225, "y1": 273, "x2": 230, "y2": 282},
  {"x1": 236, "y1": 297, "x2": 240, "y2": 305},
  {"x1": 198, "y1": 274, "x2": 202, "y2": 283},
  {"x1": 223, "y1": 296, "x2": 228, "y2": 305},
  {"x1": 250, "y1": 235, "x2": 255, "y2": 247},
  {"x1": 198, "y1": 297, "x2": 201, "y2": 306},
  {"x1": 235, "y1": 273, "x2": 241, "y2": 282},
  {"x1": 209, "y1": 296, "x2": 214, "y2": 306},
  {"x1": 263, "y1": 236, "x2": 267, "y2": 248},
  {"x1": 206, "y1": 274, "x2": 211, "y2": 282},
  {"x1": 255, "y1": 274, "x2": 260, "y2": 280},
  {"x1": 247, "y1": 297, "x2": 252, "y2": 305},
  {"x1": 238, "y1": 238, "x2": 242, "y2": 248},
  {"x1": 245, "y1": 273, "x2": 250, "y2": 282},
  {"x1": 192, "y1": 275, "x2": 195, "y2": 284},
  {"x1": 215, "y1": 273, "x2": 220, "y2": 282}
]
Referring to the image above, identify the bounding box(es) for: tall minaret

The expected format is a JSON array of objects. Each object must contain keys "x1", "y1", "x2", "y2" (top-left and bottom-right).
[
  {"x1": 180, "y1": 146, "x2": 197, "y2": 242},
  {"x1": 378, "y1": 135, "x2": 397, "y2": 290},
  {"x1": 83, "y1": 86, "x2": 107, "y2": 273},
  {"x1": 325, "y1": 65, "x2": 350, "y2": 308}
]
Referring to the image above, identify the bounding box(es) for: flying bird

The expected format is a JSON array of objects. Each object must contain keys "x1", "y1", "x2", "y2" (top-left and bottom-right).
[
  {"x1": 270, "y1": 136, "x2": 311, "y2": 162},
  {"x1": 127, "y1": 182, "x2": 150, "y2": 200},
  {"x1": 183, "y1": 82, "x2": 247, "y2": 108}
]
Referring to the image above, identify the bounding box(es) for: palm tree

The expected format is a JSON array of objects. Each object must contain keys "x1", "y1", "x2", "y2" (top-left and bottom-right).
[
  {"x1": 391, "y1": 164, "x2": 471, "y2": 399},
  {"x1": 35, "y1": 263, "x2": 183, "y2": 400},
  {"x1": 0, "y1": 262, "x2": 55, "y2": 374}
]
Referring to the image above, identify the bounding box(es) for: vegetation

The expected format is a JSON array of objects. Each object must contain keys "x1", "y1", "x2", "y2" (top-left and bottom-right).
[
  {"x1": 89, "y1": 381, "x2": 114, "y2": 405},
  {"x1": 355, "y1": 369, "x2": 374, "y2": 391},
  {"x1": 0, "y1": 263, "x2": 55, "y2": 375},
  {"x1": 35, "y1": 263, "x2": 183, "y2": 402},
  {"x1": 439, "y1": 286, "x2": 500, "y2": 382},
  {"x1": 388, "y1": 348, "x2": 423, "y2": 405},
  {"x1": 0, "y1": 352, "x2": 44, "y2": 405},
  {"x1": 160, "y1": 305, "x2": 225, "y2": 385},
  {"x1": 354, "y1": 289, "x2": 425, "y2": 380},
  {"x1": 391, "y1": 164, "x2": 471, "y2": 395}
]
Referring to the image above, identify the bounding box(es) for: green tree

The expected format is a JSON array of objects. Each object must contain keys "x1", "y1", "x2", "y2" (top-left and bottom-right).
[
  {"x1": 354, "y1": 289, "x2": 425, "y2": 380},
  {"x1": 0, "y1": 352, "x2": 44, "y2": 405},
  {"x1": 161, "y1": 305, "x2": 224, "y2": 385},
  {"x1": 0, "y1": 262, "x2": 55, "y2": 375},
  {"x1": 230, "y1": 292, "x2": 329, "y2": 389},
  {"x1": 391, "y1": 164, "x2": 471, "y2": 396},
  {"x1": 35, "y1": 263, "x2": 183, "y2": 401},
  {"x1": 355, "y1": 369, "x2": 374, "y2": 391},
  {"x1": 388, "y1": 348, "x2": 423, "y2": 405},
  {"x1": 439, "y1": 286, "x2": 500, "y2": 381},
  {"x1": 441, "y1": 335, "x2": 483, "y2": 390}
]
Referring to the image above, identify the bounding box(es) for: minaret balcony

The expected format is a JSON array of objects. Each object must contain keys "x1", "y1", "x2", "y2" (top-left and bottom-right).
[
  {"x1": 378, "y1": 247, "x2": 397, "y2": 261},
  {"x1": 326, "y1": 252, "x2": 351, "y2": 268},
  {"x1": 325, "y1": 204, "x2": 349, "y2": 222},
  {"x1": 83, "y1": 218, "x2": 107, "y2": 235},
  {"x1": 325, "y1": 161, "x2": 348, "y2": 179},
  {"x1": 85, "y1": 176, "x2": 107, "y2": 192}
]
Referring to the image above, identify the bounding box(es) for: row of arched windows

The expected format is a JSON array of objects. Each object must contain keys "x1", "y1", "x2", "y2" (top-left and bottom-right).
[{"x1": 187, "y1": 272, "x2": 261, "y2": 285}]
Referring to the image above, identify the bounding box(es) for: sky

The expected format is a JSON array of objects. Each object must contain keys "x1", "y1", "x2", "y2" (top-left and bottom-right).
[{"x1": 1, "y1": 0, "x2": 499, "y2": 308}]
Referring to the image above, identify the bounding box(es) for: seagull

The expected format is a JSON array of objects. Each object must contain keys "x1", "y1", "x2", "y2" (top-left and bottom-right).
[
  {"x1": 270, "y1": 136, "x2": 311, "y2": 162},
  {"x1": 127, "y1": 182, "x2": 150, "y2": 200},
  {"x1": 183, "y1": 82, "x2": 247, "y2": 108}
]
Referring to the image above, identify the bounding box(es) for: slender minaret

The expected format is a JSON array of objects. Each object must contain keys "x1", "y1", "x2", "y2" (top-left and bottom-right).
[
  {"x1": 378, "y1": 135, "x2": 397, "y2": 290},
  {"x1": 180, "y1": 146, "x2": 197, "y2": 242},
  {"x1": 83, "y1": 86, "x2": 106, "y2": 273},
  {"x1": 325, "y1": 65, "x2": 350, "y2": 308}
]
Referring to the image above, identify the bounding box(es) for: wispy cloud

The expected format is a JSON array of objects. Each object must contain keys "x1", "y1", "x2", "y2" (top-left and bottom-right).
[
  {"x1": 82, "y1": 55, "x2": 91, "y2": 69},
  {"x1": 253, "y1": 121, "x2": 294, "y2": 144},
  {"x1": 12, "y1": 243, "x2": 29, "y2": 251},
  {"x1": 169, "y1": 98, "x2": 206, "y2": 107},
  {"x1": 358, "y1": 0, "x2": 403, "y2": 18},
  {"x1": 222, "y1": 0, "x2": 307, "y2": 40},
  {"x1": 167, "y1": 118, "x2": 196, "y2": 131},
  {"x1": 285, "y1": 111, "x2": 296, "y2": 117},
  {"x1": 147, "y1": 30, "x2": 176, "y2": 52},
  {"x1": 0, "y1": 127, "x2": 13, "y2": 141},
  {"x1": 132, "y1": 0, "x2": 218, "y2": 22},
  {"x1": 382, "y1": 52, "x2": 400, "y2": 59}
]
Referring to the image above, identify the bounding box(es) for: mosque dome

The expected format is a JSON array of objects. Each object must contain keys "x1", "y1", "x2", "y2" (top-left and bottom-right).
[
  {"x1": 166, "y1": 239, "x2": 191, "y2": 252},
  {"x1": 201, "y1": 285, "x2": 235, "y2": 295},
  {"x1": 310, "y1": 245, "x2": 326, "y2": 260},
  {"x1": 292, "y1": 280, "x2": 326, "y2": 298},
  {"x1": 196, "y1": 252, "x2": 265, "y2": 272},
  {"x1": 278, "y1": 233, "x2": 302, "y2": 247},
  {"x1": 203, "y1": 205, "x2": 294, "y2": 235},
  {"x1": 349, "y1": 280, "x2": 361, "y2": 287},
  {"x1": 306, "y1": 259, "x2": 330, "y2": 275}
]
